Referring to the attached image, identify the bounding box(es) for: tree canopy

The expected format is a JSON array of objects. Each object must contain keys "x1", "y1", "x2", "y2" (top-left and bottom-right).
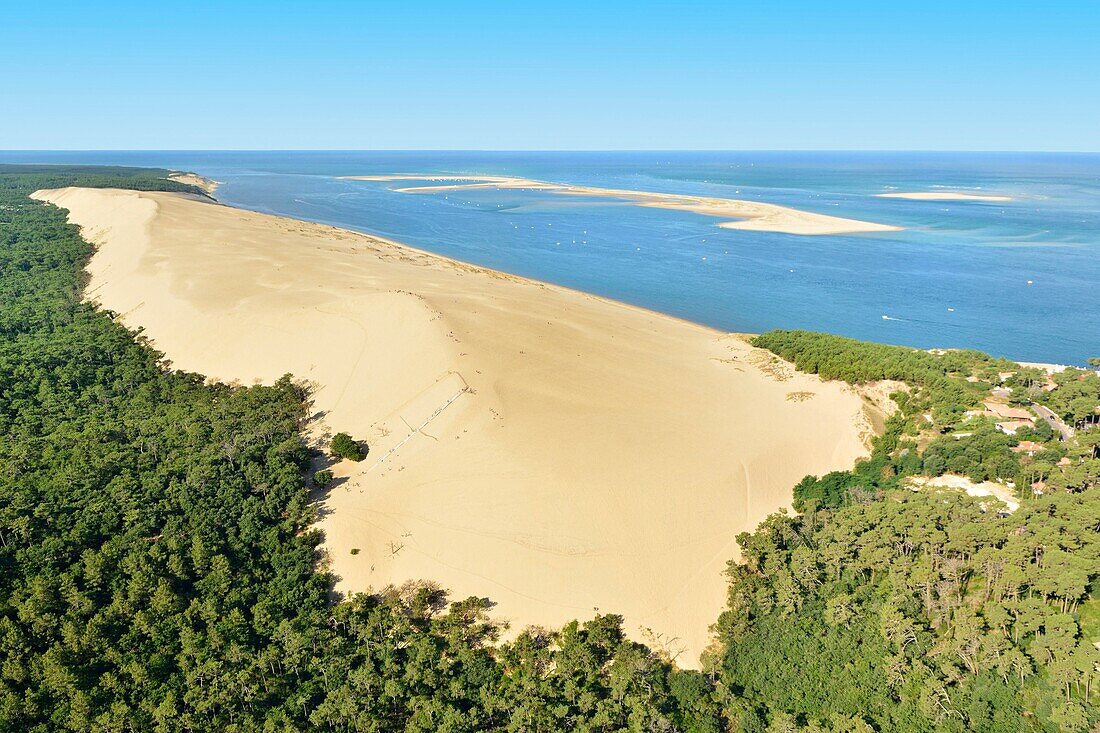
[{"x1": 330, "y1": 432, "x2": 366, "y2": 462}]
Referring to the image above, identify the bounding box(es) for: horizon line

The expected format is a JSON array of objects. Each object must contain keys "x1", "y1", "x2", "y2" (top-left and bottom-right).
[{"x1": 3, "y1": 148, "x2": 1100, "y2": 155}]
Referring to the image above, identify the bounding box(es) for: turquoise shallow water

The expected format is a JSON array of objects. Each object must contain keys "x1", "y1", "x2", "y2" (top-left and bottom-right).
[{"x1": 4, "y1": 151, "x2": 1098, "y2": 364}]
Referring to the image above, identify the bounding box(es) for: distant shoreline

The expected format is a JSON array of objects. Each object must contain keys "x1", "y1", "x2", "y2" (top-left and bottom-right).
[{"x1": 168, "y1": 171, "x2": 221, "y2": 195}]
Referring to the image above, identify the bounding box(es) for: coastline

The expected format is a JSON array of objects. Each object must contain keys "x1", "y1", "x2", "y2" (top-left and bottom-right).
[
  {"x1": 168, "y1": 171, "x2": 221, "y2": 195},
  {"x1": 33, "y1": 185, "x2": 873, "y2": 667},
  {"x1": 343, "y1": 174, "x2": 903, "y2": 235}
]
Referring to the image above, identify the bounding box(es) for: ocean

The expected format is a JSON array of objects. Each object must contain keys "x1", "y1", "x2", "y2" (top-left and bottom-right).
[{"x1": 4, "y1": 150, "x2": 1097, "y2": 364}]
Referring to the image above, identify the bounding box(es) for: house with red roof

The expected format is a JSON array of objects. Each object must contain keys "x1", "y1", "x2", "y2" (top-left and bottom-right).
[
  {"x1": 1012, "y1": 440, "x2": 1044, "y2": 456},
  {"x1": 983, "y1": 400, "x2": 1032, "y2": 420}
]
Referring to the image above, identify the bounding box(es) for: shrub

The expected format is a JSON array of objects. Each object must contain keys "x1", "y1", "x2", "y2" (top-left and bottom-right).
[
  {"x1": 330, "y1": 432, "x2": 366, "y2": 461},
  {"x1": 313, "y1": 469, "x2": 334, "y2": 487}
]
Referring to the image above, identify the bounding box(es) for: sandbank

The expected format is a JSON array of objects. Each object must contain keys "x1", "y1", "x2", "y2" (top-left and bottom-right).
[
  {"x1": 34, "y1": 186, "x2": 870, "y2": 667},
  {"x1": 876, "y1": 191, "x2": 1012, "y2": 202},
  {"x1": 343, "y1": 175, "x2": 902, "y2": 236}
]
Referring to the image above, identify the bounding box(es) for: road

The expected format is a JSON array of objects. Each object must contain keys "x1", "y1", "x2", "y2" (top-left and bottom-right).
[{"x1": 1032, "y1": 402, "x2": 1075, "y2": 442}]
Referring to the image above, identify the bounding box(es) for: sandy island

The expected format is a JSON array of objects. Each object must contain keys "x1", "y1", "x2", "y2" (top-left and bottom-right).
[
  {"x1": 343, "y1": 175, "x2": 902, "y2": 236},
  {"x1": 33, "y1": 186, "x2": 871, "y2": 667},
  {"x1": 876, "y1": 191, "x2": 1012, "y2": 202}
]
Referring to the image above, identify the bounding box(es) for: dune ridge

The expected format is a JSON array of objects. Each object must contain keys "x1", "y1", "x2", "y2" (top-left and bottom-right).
[
  {"x1": 33, "y1": 186, "x2": 870, "y2": 667},
  {"x1": 343, "y1": 174, "x2": 902, "y2": 235}
]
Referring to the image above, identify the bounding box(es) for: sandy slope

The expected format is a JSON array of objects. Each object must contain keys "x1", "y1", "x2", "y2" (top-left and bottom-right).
[
  {"x1": 34, "y1": 186, "x2": 869, "y2": 666},
  {"x1": 343, "y1": 175, "x2": 902, "y2": 235},
  {"x1": 907, "y1": 475, "x2": 1020, "y2": 513},
  {"x1": 875, "y1": 191, "x2": 1012, "y2": 202}
]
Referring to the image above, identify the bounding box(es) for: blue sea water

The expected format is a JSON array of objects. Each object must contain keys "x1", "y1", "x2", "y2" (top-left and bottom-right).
[{"x1": 3, "y1": 151, "x2": 1098, "y2": 364}]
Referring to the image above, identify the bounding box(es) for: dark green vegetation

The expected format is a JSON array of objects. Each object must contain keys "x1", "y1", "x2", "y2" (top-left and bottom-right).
[
  {"x1": 330, "y1": 432, "x2": 366, "y2": 462},
  {"x1": 1039, "y1": 370, "x2": 1100, "y2": 432},
  {"x1": 2, "y1": 168, "x2": 1096, "y2": 732},
  {"x1": 757, "y1": 330, "x2": 1099, "y2": 507},
  {"x1": 752, "y1": 330, "x2": 1009, "y2": 425},
  {"x1": 725, "y1": 331, "x2": 1100, "y2": 731},
  {"x1": 1003, "y1": 363, "x2": 1100, "y2": 432},
  {"x1": 0, "y1": 167, "x2": 719, "y2": 732},
  {"x1": 716, "y1": 489, "x2": 1100, "y2": 733},
  {"x1": 313, "y1": 469, "x2": 334, "y2": 488}
]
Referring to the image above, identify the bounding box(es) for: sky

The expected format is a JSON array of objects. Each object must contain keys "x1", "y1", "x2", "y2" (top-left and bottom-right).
[{"x1": 2, "y1": 1, "x2": 1099, "y2": 151}]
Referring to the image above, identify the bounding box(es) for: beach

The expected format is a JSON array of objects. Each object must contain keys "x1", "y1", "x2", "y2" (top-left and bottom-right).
[
  {"x1": 345, "y1": 174, "x2": 903, "y2": 235},
  {"x1": 35, "y1": 186, "x2": 871, "y2": 667}
]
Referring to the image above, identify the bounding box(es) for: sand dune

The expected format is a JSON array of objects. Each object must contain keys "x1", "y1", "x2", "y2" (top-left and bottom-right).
[
  {"x1": 34, "y1": 186, "x2": 870, "y2": 667},
  {"x1": 344, "y1": 174, "x2": 902, "y2": 235},
  {"x1": 876, "y1": 191, "x2": 1012, "y2": 202}
]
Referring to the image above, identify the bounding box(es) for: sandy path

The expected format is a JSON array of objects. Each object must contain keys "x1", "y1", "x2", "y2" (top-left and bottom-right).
[{"x1": 35, "y1": 187, "x2": 869, "y2": 666}]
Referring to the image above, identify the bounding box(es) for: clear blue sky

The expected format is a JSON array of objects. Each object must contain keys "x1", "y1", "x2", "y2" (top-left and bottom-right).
[{"x1": 3, "y1": 1, "x2": 1098, "y2": 150}]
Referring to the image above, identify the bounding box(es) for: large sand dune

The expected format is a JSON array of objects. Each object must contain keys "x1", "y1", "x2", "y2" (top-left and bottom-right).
[{"x1": 34, "y1": 187, "x2": 869, "y2": 666}]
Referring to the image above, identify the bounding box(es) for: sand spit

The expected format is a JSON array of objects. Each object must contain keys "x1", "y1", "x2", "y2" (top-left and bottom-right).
[
  {"x1": 168, "y1": 171, "x2": 221, "y2": 195},
  {"x1": 343, "y1": 175, "x2": 902, "y2": 236},
  {"x1": 33, "y1": 187, "x2": 869, "y2": 667},
  {"x1": 876, "y1": 191, "x2": 1012, "y2": 202}
]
